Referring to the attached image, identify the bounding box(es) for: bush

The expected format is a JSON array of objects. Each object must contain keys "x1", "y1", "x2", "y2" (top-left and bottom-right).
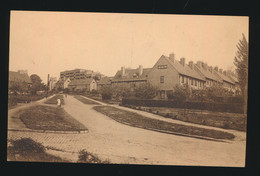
[
  {"x1": 78, "y1": 149, "x2": 110, "y2": 164},
  {"x1": 8, "y1": 138, "x2": 45, "y2": 156},
  {"x1": 134, "y1": 82, "x2": 158, "y2": 99},
  {"x1": 100, "y1": 85, "x2": 113, "y2": 100}
]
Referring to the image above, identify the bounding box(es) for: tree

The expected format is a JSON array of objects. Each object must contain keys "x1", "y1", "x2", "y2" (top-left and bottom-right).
[
  {"x1": 134, "y1": 82, "x2": 158, "y2": 99},
  {"x1": 234, "y1": 33, "x2": 248, "y2": 113},
  {"x1": 170, "y1": 84, "x2": 191, "y2": 103},
  {"x1": 30, "y1": 74, "x2": 46, "y2": 95},
  {"x1": 100, "y1": 85, "x2": 113, "y2": 100}
]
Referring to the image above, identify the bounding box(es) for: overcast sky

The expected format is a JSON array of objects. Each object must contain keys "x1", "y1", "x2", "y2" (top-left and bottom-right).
[{"x1": 9, "y1": 11, "x2": 248, "y2": 83}]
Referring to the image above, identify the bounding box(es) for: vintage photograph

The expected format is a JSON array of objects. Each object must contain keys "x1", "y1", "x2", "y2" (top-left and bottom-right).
[{"x1": 8, "y1": 11, "x2": 248, "y2": 167}]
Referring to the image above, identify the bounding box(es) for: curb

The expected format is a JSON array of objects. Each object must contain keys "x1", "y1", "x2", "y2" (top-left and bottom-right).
[{"x1": 8, "y1": 128, "x2": 88, "y2": 134}]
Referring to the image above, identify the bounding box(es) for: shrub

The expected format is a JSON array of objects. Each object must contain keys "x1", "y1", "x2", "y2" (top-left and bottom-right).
[
  {"x1": 8, "y1": 138, "x2": 45, "y2": 156},
  {"x1": 77, "y1": 149, "x2": 110, "y2": 164},
  {"x1": 100, "y1": 85, "x2": 113, "y2": 100},
  {"x1": 134, "y1": 82, "x2": 158, "y2": 99}
]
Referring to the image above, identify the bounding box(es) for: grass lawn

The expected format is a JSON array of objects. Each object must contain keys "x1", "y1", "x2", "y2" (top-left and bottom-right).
[
  {"x1": 18, "y1": 105, "x2": 87, "y2": 131},
  {"x1": 93, "y1": 106, "x2": 235, "y2": 140},
  {"x1": 44, "y1": 94, "x2": 65, "y2": 105},
  {"x1": 74, "y1": 95, "x2": 101, "y2": 105},
  {"x1": 7, "y1": 138, "x2": 69, "y2": 162},
  {"x1": 127, "y1": 106, "x2": 247, "y2": 132}
]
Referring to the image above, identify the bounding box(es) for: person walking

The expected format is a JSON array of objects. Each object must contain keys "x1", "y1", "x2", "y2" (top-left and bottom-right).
[{"x1": 57, "y1": 98, "x2": 61, "y2": 108}]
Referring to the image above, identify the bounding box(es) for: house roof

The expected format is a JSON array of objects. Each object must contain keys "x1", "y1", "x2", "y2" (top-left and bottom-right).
[
  {"x1": 228, "y1": 74, "x2": 239, "y2": 83},
  {"x1": 9, "y1": 71, "x2": 32, "y2": 83},
  {"x1": 98, "y1": 77, "x2": 112, "y2": 85},
  {"x1": 214, "y1": 71, "x2": 235, "y2": 84},
  {"x1": 194, "y1": 65, "x2": 222, "y2": 82},
  {"x1": 68, "y1": 78, "x2": 95, "y2": 86},
  {"x1": 112, "y1": 68, "x2": 152, "y2": 82},
  {"x1": 162, "y1": 55, "x2": 205, "y2": 81}
]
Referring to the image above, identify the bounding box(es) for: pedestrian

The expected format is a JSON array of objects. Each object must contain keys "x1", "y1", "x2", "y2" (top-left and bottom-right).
[
  {"x1": 65, "y1": 94, "x2": 67, "y2": 98},
  {"x1": 57, "y1": 98, "x2": 61, "y2": 108}
]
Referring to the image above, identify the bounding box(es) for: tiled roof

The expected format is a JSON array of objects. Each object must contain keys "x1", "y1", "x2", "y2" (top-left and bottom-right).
[
  {"x1": 112, "y1": 68, "x2": 151, "y2": 81},
  {"x1": 162, "y1": 55, "x2": 205, "y2": 81},
  {"x1": 68, "y1": 78, "x2": 94, "y2": 86},
  {"x1": 9, "y1": 71, "x2": 32, "y2": 83},
  {"x1": 213, "y1": 71, "x2": 235, "y2": 84},
  {"x1": 228, "y1": 74, "x2": 239, "y2": 83},
  {"x1": 194, "y1": 65, "x2": 222, "y2": 82},
  {"x1": 98, "y1": 77, "x2": 112, "y2": 85}
]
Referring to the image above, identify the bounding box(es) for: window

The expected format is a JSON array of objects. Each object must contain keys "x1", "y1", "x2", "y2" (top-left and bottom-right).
[
  {"x1": 186, "y1": 77, "x2": 188, "y2": 84},
  {"x1": 130, "y1": 84, "x2": 135, "y2": 88},
  {"x1": 160, "y1": 76, "x2": 164, "y2": 83},
  {"x1": 195, "y1": 80, "x2": 197, "y2": 86},
  {"x1": 191, "y1": 79, "x2": 194, "y2": 85},
  {"x1": 157, "y1": 65, "x2": 168, "y2": 69},
  {"x1": 181, "y1": 76, "x2": 184, "y2": 83}
]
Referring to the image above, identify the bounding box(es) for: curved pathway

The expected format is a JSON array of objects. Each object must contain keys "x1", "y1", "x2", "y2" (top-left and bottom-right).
[{"x1": 8, "y1": 95, "x2": 246, "y2": 166}]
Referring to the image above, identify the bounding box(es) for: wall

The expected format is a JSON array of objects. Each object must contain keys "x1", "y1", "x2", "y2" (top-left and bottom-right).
[{"x1": 147, "y1": 56, "x2": 180, "y2": 91}]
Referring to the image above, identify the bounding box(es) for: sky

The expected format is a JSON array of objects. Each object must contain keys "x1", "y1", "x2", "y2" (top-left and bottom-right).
[{"x1": 9, "y1": 11, "x2": 249, "y2": 84}]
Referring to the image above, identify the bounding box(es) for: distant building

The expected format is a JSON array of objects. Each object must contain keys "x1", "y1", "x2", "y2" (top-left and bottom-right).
[
  {"x1": 49, "y1": 77, "x2": 57, "y2": 90},
  {"x1": 97, "y1": 77, "x2": 112, "y2": 91},
  {"x1": 111, "y1": 65, "x2": 151, "y2": 91},
  {"x1": 68, "y1": 78, "x2": 97, "y2": 91},
  {"x1": 9, "y1": 70, "x2": 32, "y2": 93},
  {"x1": 60, "y1": 69, "x2": 94, "y2": 81}
]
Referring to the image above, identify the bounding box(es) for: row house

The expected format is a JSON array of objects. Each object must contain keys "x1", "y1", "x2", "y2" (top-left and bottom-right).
[
  {"x1": 111, "y1": 65, "x2": 151, "y2": 91},
  {"x1": 112, "y1": 52, "x2": 240, "y2": 99},
  {"x1": 97, "y1": 77, "x2": 112, "y2": 91},
  {"x1": 147, "y1": 53, "x2": 205, "y2": 99},
  {"x1": 8, "y1": 70, "x2": 32, "y2": 93},
  {"x1": 67, "y1": 78, "x2": 97, "y2": 92}
]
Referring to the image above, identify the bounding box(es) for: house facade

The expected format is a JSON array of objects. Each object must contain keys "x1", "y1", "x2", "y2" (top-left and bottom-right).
[
  {"x1": 111, "y1": 65, "x2": 151, "y2": 91},
  {"x1": 68, "y1": 78, "x2": 97, "y2": 92},
  {"x1": 147, "y1": 54, "x2": 206, "y2": 99},
  {"x1": 9, "y1": 70, "x2": 32, "y2": 93},
  {"x1": 97, "y1": 77, "x2": 112, "y2": 91}
]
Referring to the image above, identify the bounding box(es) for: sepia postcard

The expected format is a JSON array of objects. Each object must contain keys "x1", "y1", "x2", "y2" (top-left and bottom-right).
[{"x1": 7, "y1": 11, "x2": 248, "y2": 167}]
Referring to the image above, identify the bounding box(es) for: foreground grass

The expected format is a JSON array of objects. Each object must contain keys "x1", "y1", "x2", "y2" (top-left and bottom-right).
[
  {"x1": 74, "y1": 95, "x2": 101, "y2": 105},
  {"x1": 7, "y1": 138, "x2": 69, "y2": 162},
  {"x1": 93, "y1": 106, "x2": 235, "y2": 140},
  {"x1": 44, "y1": 94, "x2": 65, "y2": 105},
  {"x1": 18, "y1": 105, "x2": 87, "y2": 131},
  {"x1": 126, "y1": 106, "x2": 247, "y2": 132}
]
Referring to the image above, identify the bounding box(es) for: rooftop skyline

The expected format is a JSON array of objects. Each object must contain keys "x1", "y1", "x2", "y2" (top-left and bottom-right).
[{"x1": 9, "y1": 11, "x2": 248, "y2": 84}]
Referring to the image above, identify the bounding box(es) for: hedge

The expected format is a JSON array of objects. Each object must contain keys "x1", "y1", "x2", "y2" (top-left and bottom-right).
[{"x1": 122, "y1": 98, "x2": 244, "y2": 114}]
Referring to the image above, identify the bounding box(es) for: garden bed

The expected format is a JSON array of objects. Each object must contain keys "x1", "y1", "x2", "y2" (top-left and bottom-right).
[
  {"x1": 93, "y1": 106, "x2": 235, "y2": 140},
  {"x1": 123, "y1": 106, "x2": 247, "y2": 132},
  {"x1": 17, "y1": 105, "x2": 87, "y2": 131},
  {"x1": 74, "y1": 95, "x2": 101, "y2": 105}
]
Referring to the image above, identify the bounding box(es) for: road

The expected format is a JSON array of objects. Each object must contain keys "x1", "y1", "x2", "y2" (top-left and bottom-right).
[{"x1": 7, "y1": 95, "x2": 246, "y2": 166}]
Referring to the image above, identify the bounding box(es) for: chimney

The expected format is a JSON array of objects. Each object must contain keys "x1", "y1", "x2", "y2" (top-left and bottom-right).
[
  {"x1": 219, "y1": 68, "x2": 223, "y2": 74},
  {"x1": 227, "y1": 70, "x2": 231, "y2": 76},
  {"x1": 121, "y1": 66, "x2": 125, "y2": 77},
  {"x1": 196, "y1": 61, "x2": 202, "y2": 68},
  {"x1": 180, "y1": 57, "x2": 185, "y2": 66},
  {"x1": 138, "y1": 65, "x2": 143, "y2": 76},
  {"x1": 188, "y1": 61, "x2": 194, "y2": 70},
  {"x1": 214, "y1": 66, "x2": 218, "y2": 72},
  {"x1": 209, "y1": 66, "x2": 213, "y2": 73},
  {"x1": 223, "y1": 70, "x2": 227, "y2": 76},
  {"x1": 169, "y1": 53, "x2": 175, "y2": 63}
]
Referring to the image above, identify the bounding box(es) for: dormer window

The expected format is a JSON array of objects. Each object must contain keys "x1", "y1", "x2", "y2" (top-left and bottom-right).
[{"x1": 157, "y1": 65, "x2": 168, "y2": 69}]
